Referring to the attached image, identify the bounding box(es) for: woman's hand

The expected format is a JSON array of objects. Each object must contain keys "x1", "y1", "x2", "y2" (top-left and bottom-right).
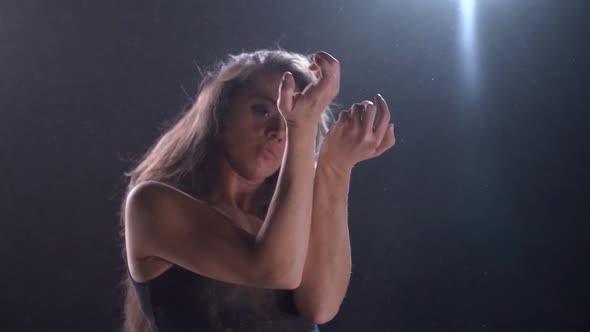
[
  {"x1": 277, "y1": 51, "x2": 341, "y2": 130},
  {"x1": 318, "y1": 94, "x2": 396, "y2": 173}
]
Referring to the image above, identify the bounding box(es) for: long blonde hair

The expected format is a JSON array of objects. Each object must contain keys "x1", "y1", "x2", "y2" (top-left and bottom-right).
[{"x1": 116, "y1": 48, "x2": 339, "y2": 332}]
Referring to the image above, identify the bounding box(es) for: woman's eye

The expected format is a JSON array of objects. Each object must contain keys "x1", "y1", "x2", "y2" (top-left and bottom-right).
[{"x1": 252, "y1": 105, "x2": 271, "y2": 119}]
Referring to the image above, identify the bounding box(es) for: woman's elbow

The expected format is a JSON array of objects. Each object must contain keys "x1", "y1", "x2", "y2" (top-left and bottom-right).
[
  {"x1": 300, "y1": 307, "x2": 338, "y2": 325},
  {"x1": 258, "y1": 257, "x2": 302, "y2": 290},
  {"x1": 274, "y1": 267, "x2": 302, "y2": 290}
]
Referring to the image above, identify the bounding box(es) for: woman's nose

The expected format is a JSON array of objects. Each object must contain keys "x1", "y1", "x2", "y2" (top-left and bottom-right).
[{"x1": 266, "y1": 117, "x2": 286, "y2": 140}]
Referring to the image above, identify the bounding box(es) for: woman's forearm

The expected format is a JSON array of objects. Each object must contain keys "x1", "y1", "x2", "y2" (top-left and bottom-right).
[
  {"x1": 255, "y1": 126, "x2": 318, "y2": 288},
  {"x1": 293, "y1": 158, "x2": 352, "y2": 323}
]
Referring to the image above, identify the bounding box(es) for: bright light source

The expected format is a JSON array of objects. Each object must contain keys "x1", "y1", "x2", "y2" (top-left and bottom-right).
[
  {"x1": 461, "y1": 0, "x2": 475, "y2": 45},
  {"x1": 459, "y1": 0, "x2": 479, "y2": 97}
]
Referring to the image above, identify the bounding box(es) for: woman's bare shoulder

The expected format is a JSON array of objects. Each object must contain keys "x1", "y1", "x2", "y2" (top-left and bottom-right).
[
  {"x1": 127, "y1": 181, "x2": 210, "y2": 211},
  {"x1": 125, "y1": 181, "x2": 209, "y2": 280},
  {"x1": 125, "y1": 180, "x2": 208, "y2": 252},
  {"x1": 129, "y1": 180, "x2": 195, "y2": 200}
]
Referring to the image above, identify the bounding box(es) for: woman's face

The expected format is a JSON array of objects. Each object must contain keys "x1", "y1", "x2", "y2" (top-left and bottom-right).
[{"x1": 219, "y1": 71, "x2": 300, "y2": 181}]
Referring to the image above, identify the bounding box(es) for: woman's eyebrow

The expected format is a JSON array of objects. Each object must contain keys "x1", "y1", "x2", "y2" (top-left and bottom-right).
[{"x1": 249, "y1": 93, "x2": 277, "y2": 106}]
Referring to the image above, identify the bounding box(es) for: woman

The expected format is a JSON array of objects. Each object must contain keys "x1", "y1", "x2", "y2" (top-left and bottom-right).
[{"x1": 118, "y1": 48, "x2": 395, "y2": 332}]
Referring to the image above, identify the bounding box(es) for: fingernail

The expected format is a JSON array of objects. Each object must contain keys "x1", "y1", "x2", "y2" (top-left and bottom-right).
[{"x1": 377, "y1": 93, "x2": 383, "y2": 100}]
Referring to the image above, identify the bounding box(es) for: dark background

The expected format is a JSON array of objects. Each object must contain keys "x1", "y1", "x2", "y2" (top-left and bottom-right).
[{"x1": 1, "y1": 0, "x2": 589, "y2": 331}]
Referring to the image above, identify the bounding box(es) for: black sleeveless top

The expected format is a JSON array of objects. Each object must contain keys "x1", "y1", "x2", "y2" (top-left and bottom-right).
[{"x1": 128, "y1": 264, "x2": 320, "y2": 332}]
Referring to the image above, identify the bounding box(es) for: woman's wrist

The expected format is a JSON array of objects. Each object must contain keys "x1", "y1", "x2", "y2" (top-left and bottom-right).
[
  {"x1": 317, "y1": 155, "x2": 353, "y2": 178},
  {"x1": 286, "y1": 124, "x2": 318, "y2": 143}
]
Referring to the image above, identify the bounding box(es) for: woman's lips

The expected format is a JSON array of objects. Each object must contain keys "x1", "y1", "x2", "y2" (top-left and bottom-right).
[{"x1": 261, "y1": 146, "x2": 278, "y2": 159}]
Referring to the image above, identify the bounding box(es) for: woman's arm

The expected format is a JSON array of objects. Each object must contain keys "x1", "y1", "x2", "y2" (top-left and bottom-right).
[
  {"x1": 255, "y1": 125, "x2": 318, "y2": 288},
  {"x1": 259, "y1": 52, "x2": 341, "y2": 286},
  {"x1": 293, "y1": 96, "x2": 396, "y2": 323},
  {"x1": 293, "y1": 160, "x2": 352, "y2": 324}
]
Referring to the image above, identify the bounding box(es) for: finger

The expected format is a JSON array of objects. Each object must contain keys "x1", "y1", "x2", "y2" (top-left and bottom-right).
[
  {"x1": 308, "y1": 55, "x2": 322, "y2": 80},
  {"x1": 310, "y1": 64, "x2": 321, "y2": 80},
  {"x1": 277, "y1": 72, "x2": 295, "y2": 113},
  {"x1": 302, "y1": 51, "x2": 341, "y2": 103},
  {"x1": 373, "y1": 94, "x2": 391, "y2": 144},
  {"x1": 337, "y1": 110, "x2": 351, "y2": 126},
  {"x1": 374, "y1": 123, "x2": 396, "y2": 157},
  {"x1": 362, "y1": 101, "x2": 377, "y2": 134},
  {"x1": 350, "y1": 103, "x2": 364, "y2": 126}
]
